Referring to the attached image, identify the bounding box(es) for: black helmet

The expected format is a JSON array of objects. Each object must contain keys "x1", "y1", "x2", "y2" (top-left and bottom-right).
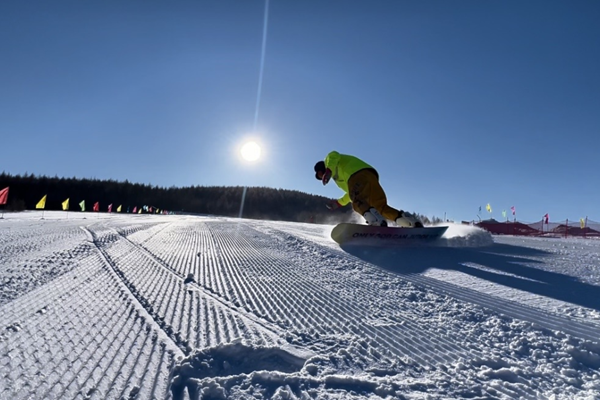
[{"x1": 314, "y1": 161, "x2": 326, "y2": 180}]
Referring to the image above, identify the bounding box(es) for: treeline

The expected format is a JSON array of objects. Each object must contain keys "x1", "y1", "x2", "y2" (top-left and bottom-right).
[
  {"x1": 1, "y1": 172, "x2": 440, "y2": 225},
  {"x1": 0, "y1": 172, "x2": 355, "y2": 224}
]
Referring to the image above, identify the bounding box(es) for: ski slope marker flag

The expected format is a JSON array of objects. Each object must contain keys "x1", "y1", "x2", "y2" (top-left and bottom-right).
[
  {"x1": 62, "y1": 198, "x2": 69, "y2": 211},
  {"x1": 36, "y1": 195, "x2": 47, "y2": 209},
  {"x1": 0, "y1": 187, "x2": 9, "y2": 205},
  {"x1": 511, "y1": 206, "x2": 516, "y2": 216},
  {"x1": 79, "y1": 200, "x2": 85, "y2": 212},
  {"x1": 93, "y1": 202, "x2": 99, "y2": 212},
  {"x1": 580, "y1": 218, "x2": 586, "y2": 229},
  {"x1": 117, "y1": 205, "x2": 122, "y2": 213},
  {"x1": 544, "y1": 213, "x2": 549, "y2": 224},
  {"x1": 486, "y1": 203, "x2": 492, "y2": 213},
  {"x1": 108, "y1": 204, "x2": 113, "y2": 213}
]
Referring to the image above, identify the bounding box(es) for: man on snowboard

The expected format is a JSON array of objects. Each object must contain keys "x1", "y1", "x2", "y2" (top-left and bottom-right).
[{"x1": 314, "y1": 151, "x2": 423, "y2": 227}]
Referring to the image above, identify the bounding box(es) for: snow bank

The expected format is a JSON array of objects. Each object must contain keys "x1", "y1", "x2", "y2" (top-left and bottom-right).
[{"x1": 438, "y1": 223, "x2": 494, "y2": 247}]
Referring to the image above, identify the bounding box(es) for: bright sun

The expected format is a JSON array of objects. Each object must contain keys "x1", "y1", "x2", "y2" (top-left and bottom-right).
[{"x1": 240, "y1": 141, "x2": 261, "y2": 162}]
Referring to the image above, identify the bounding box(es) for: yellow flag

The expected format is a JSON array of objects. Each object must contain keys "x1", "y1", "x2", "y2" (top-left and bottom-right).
[
  {"x1": 581, "y1": 218, "x2": 586, "y2": 229},
  {"x1": 117, "y1": 205, "x2": 122, "y2": 213},
  {"x1": 138, "y1": 208, "x2": 142, "y2": 214},
  {"x1": 486, "y1": 203, "x2": 492, "y2": 213},
  {"x1": 36, "y1": 195, "x2": 47, "y2": 209},
  {"x1": 62, "y1": 198, "x2": 69, "y2": 211}
]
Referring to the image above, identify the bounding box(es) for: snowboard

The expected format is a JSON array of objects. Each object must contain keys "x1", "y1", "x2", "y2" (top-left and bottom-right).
[{"x1": 331, "y1": 223, "x2": 448, "y2": 246}]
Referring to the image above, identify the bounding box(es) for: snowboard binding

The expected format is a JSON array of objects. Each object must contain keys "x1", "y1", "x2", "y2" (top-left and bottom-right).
[
  {"x1": 363, "y1": 208, "x2": 387, "y2": 227},
  {"x1": 395, "y1": 211, "x2": 424, "y2": 228}
]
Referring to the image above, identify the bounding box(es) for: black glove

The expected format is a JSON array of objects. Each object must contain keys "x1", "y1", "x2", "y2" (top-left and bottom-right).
[{"x1": 326, "y1": 199, "x2": 341, "y2": 210}]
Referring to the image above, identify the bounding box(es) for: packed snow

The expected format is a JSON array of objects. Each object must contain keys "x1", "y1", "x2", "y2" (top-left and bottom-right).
[{"x1": 1, "y1": 211, "x2": 600, "y2": 399}]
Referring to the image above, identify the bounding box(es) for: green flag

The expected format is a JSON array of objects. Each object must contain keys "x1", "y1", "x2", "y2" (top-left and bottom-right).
[{"x1": 79, "y1": 200, "x2": 85, "y2": 212}]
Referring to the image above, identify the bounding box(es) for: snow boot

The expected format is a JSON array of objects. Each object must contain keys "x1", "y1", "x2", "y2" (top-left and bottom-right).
[
  {"x1": 395, "y1": 211, "x2": 424, "y2": 228},
  {"x1": 364, "y1": 208, "x2": 387, "y2": 227}
]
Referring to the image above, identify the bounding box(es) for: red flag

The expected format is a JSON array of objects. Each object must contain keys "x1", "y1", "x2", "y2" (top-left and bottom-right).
[
  {"x1": 93, "y1": 202, "x2": 100, "y2": 212},
  {"x1": 108, "y1": 204, "x2": 113, "y2": 213},
  {"x1": 510, "y1": 206, "x2": 515, "y2": 216},
  {"x1": 0, "y1": 187, "x2": 8, "y2": 205},
  {"x1": 544, "y1": 213, "x2": 549, "y2": 224}
]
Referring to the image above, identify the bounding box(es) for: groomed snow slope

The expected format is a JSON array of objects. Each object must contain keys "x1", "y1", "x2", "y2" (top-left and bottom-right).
[{"x1": 1, "y1": 212, "x2": 600, "y2": 399}]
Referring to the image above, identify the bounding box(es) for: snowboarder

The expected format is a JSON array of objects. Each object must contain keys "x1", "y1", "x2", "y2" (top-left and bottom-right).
[{"x1": 314, "y1": 151, "x2": 423, "y2": 227}]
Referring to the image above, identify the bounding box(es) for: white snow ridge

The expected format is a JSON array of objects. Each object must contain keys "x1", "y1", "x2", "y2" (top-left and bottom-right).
[{"x1": 1, "y1": 212, "x2": 600, "y2": 399}]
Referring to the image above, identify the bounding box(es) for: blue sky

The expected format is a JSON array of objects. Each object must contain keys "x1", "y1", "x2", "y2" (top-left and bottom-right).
[{"x1": 1, "y1": 1, "x2": 599, "y2": 223}]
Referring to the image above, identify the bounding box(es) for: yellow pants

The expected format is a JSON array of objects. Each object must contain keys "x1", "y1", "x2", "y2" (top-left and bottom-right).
[{"x1": 347, "y1": 169, "x2": 401, "y2": 220}]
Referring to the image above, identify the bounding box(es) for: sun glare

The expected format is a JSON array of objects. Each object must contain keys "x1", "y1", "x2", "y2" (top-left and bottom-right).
[{"x1": 240, "y1": 141, "x2": 261, "y2": 162}]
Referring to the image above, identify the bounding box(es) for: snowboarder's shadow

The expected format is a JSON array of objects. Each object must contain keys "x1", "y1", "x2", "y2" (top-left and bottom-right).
[{"x1": 341, "y1": 242, "x2": 600, "y2": 312}]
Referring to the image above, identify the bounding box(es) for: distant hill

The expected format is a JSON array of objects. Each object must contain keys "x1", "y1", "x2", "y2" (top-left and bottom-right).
[
  {"x1": 0, "y1": 172, "x2": 353, "y2": 224},
  {"x1": 0, "y1": 172, "x2": 437, "y2": 225}
]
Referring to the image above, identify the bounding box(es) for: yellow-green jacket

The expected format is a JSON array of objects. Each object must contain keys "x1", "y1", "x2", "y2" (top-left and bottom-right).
[{"x1": 324, "y1": 151, "x2": 377, "y2": 206}]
